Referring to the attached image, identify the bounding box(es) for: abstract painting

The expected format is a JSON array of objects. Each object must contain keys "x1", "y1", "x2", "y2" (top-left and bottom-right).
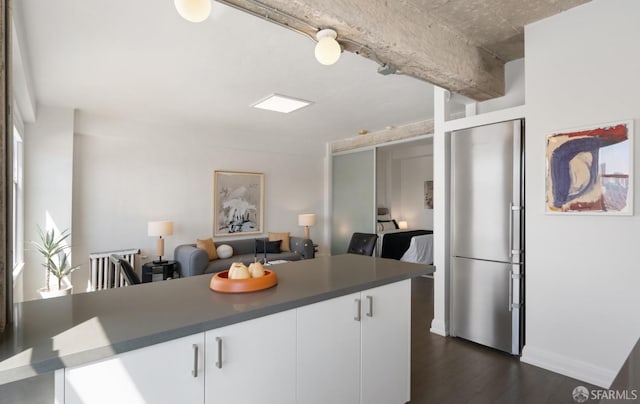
[
  {"x1": 546, "y1": 120, "x2": 633, "y2": 214},
  {"x1": 424, "y1": 180, "x2": 434, "y2": 209},
  {"x1": 214, "y1": 171, "x2": 264, "y2": 236}
]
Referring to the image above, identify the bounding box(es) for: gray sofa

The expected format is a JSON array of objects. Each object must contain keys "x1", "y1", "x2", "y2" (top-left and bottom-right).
[{"x1": 174, "y1": 236, "x2": 315, "y2": 277}]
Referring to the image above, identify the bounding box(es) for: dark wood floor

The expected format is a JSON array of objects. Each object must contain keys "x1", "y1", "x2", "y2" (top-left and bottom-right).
[{"x1": 410, "y1": 276, "x2": 598, "y2": 404}]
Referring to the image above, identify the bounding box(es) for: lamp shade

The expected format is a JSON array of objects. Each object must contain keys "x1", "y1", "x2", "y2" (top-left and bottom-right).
[
  {"x1": 298, "y1": 214, "x2": 317, "y2": 227},
  {"x1": 148, "y1": 221, "x2": 174, "y2": 237},
  {"x1": 174, "y1": 0, "x2": 211, "y2": 23},
  {"x1": 315, "y1": 29, "x2": 341, "y2": 65},
  {"x1": 398, "y1": 221, "x2": 408, "y2": 230}
]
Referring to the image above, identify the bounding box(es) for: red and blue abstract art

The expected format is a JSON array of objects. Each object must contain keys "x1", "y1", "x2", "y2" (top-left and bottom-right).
[{"x1": 546, "y1": 121, "x2": 633, "y2": 214}]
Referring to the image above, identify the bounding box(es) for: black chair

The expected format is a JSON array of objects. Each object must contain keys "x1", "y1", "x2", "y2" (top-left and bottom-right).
[
  {"x1": 110, "y1": 254, "x2": 141, "y2": 286},
  {"x1": 347, "y1": 233, "x2": 378, "y2": 256}
]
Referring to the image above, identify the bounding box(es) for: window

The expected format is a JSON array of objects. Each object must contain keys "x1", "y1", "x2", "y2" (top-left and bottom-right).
[{"x1": 12, "y1": 125, "x2": 24, "y2": 278}]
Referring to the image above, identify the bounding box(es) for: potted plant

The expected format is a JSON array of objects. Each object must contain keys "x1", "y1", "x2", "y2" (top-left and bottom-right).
[{"x1": 32, "y1": 227, "x2": 79, "y2": 298}]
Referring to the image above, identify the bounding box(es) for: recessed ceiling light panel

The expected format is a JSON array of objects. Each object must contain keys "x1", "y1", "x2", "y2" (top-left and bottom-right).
[{"x1": 251, "y1": 94, "x2": 313, "y2": 114}]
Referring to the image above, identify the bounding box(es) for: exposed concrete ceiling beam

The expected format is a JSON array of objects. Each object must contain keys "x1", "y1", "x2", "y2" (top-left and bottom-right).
[
  {"x1": 218, "y1": 0, "x2": 505, "y2": 101},
  {"x1": 331, "y1": 119, "x2": 433, "y2": 154}
]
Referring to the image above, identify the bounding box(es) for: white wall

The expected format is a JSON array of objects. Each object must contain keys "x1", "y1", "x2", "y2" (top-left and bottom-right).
[
  {"x1": 11, "y1": 1, "x2": 37, "y2": 123},
  {"x1": 521, "y1": 0, "x2": 640, "y2": 387},
  {"x1": 71, "y1": 113, "x2": 325, "y2": 293},
  {"x1": 399, "y1": 155, "x2": 433, "y2": 230},
  {"x1": 447, "y1": 58, "x2": 525, "y2": 117},
  {"x1": 375, "y1": 149, "x2": 389, "y2": 208},
  {"x1": 23, "y1": 106, "x2": 75, "y2": 301},
  {"x1": 476, "y1": 59, "x2": 525, "y2": 115},
  {"x1": 376, "y1": 141, "x2": 433, "y2": 230}
]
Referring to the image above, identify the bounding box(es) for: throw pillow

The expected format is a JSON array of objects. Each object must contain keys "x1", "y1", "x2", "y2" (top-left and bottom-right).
[
  {"x1": 269, "y1": 232, "x2": 291, "y2": 251},
  {"x1": 216, "y1": 244, "x2": 233, "y2": 259},
  {"x1": 377, "y1": 220, "x2": 398, "y2": 232},
  {"x1": 196, "y1": 238, "x2": 218, "y2": 260},
  {"x1": 255, "y1": 239, "x2": 282, "y2": 254}
]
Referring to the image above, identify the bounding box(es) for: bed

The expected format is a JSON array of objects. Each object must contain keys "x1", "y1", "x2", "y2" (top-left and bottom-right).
[
  {"x1": 377, "y1": 229, "x2": 434, "y2": 264},
  {"x1": 376, "y1": 209, "x2": 434, "y2": 265}
]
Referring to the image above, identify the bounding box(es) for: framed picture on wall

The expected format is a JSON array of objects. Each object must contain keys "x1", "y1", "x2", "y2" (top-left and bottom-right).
[
  {"x1": 424, "y1": 180, "x2": 434, "y2": 209},
  {"x1": 545, "y1": 120, "x2": 633, "y2": 215},
  {"x1": 213, "y1": 171, "x2": 265, "y2": 236}
]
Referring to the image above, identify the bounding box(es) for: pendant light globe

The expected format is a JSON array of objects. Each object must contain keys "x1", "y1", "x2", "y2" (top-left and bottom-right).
[
  {"x1": 175, "y1": 0, "x2": 211, "y2": 23},
  {"x1": 314, "y1": 29, "x2": 341, "y2": 65}
]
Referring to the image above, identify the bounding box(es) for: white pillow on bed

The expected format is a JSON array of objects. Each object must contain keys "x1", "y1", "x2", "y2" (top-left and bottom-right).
[
  {"x1": 377, "y1": 220, "x2": 398, "y2": 232},
  {"x1": 377, "y1": 214, "x2": 392, "y2": 221}
]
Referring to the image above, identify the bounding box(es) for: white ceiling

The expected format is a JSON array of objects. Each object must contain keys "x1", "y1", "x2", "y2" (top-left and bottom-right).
[{"x1": 15, "y1": 0, "x2": 436, "y2": 154}]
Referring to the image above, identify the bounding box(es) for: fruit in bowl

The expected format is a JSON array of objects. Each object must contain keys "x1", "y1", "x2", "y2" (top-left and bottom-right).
[
  {"x1": 210, "y1": 264, "x2": 278, "y2": 293},
  {"x1": 248, "y1": 262, "x2": 265, "y2": 278},
  {"x1": 228, "y1": 262, "x2": 250, "y2": 279}
]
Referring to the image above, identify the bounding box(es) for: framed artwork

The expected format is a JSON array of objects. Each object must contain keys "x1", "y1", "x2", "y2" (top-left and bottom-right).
[
  {"x1": 213, "y1": 171, "x2": 264, "y2": 236},
  {"x1": 424, "y1": 180, "x2": 434, "y2": 209},
  {"x1": 546, "y1": 120, "x2": 633, "y2": 215}
]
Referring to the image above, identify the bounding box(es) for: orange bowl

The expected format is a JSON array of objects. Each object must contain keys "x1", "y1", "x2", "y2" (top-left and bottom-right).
[{"x1": 210, "y1": 270, "x2": 278, "y2": 293}]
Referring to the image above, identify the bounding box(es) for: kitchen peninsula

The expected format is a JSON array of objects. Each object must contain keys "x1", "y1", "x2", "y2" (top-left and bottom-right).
[{"x1": 0, "y1": 254, "x2": 433, "y2": 403}]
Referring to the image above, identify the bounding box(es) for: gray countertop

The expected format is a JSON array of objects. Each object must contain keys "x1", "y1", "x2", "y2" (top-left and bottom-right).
[{"x1": 0, "y1": 254, "x2": 433, "y2": 385}]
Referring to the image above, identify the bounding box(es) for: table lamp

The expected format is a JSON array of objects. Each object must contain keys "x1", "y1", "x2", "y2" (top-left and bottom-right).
[
  {"x1": 298, "y1": 214, "x2": 316, "y2": 239},
  {"x1": 398, "y1": 220, "x2": 408, "y2": 230},
  {"x1": 148, "y1": 221, "x2": 173, "y2": 264}
]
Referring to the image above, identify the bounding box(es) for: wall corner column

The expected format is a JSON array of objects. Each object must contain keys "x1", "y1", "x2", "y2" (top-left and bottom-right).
[{"x1": 430, "y1": 86, "x2": 450, "y2": 336}]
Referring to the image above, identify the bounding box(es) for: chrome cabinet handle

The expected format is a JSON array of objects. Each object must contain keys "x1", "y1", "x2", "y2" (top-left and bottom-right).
[
  {"x1": 366, "y1": 295, "x2": 373, "y2": 317},
  {"x1": 191, "y1": 344, "x2": 199, "y2": 378},
  {"x1": 215, "y1": 337, "x2": 223, "y2": 369},
  {"x1": 354, "y1": 298, "x2": 361, "y2": 321}
]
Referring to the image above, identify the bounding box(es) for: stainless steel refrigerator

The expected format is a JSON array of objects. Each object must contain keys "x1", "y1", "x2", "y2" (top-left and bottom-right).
[{"x1": 450, "y1": 119, "x2": 524, "y2": 355}]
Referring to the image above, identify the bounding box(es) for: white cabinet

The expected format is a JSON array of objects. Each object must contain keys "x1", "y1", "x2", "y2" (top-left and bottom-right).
[
  {"x1": 61, "y1": 280, "x2": 410, "y2": 404},
  {"x1": 296, "y1": 280, "x2": 411, "y2": 404},
  {"x1": 297, "y1": 292, "x2": 362, "y2": 404},
  {"x1": 205, "y1": 310, "x2": 296, "y2": 404},
  {"x1": 361, "y1": 280, "x2": 411, "y2": 404},
  {"x1": 63, "y1": 311, "x2": 296, "y2": 404},
  {"x1": 64, "y1": 333, "x2": 205, "y2": 404}
]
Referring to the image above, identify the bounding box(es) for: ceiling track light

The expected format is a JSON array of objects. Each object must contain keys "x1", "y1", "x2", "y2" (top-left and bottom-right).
[
  {"x1": 192, "y1": 0, "x2": 394, "y2": 72},
  {"x1": 175, "y1": 0, "x2": 212, "y2": 23},
  {"x1": 216, "y1": 0, "x2": 383, "y2": 61},
  {"x1": 377, "y1": 63, "x2": 397, "y2": 75}
]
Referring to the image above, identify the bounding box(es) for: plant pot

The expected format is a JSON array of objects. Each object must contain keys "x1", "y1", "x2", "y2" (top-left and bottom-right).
[{"x1": 38, "y1": 285, "x2": 73, "y2": 299}]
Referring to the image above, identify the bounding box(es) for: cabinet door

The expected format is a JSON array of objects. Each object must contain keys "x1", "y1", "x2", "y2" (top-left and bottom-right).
[
  {"x1": 361, "y1": 280, "x2": 411, "y2": 404},
  {"x1": 65, "y1": 333, "x2": 205, "y2": 404},
  {"x1": 205, "y1": 310, "x2": 296, "y2": 404},
  {"x1": 297, "y1": 293, "x2": 361, "y2": 404}
]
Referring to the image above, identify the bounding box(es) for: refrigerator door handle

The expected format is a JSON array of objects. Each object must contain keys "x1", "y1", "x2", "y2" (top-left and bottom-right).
[
  {"x1": 508, "y1": 270, "x2": 523, "y2": 313},
  {"x1": 508, "y1": 269, "x2": 513, "y2": 312},
  {"x1": 508, "y1": 203, "x2": 514, "y2": 258},
  {"x1": 509, "y1": 204, "x2": 522, "y2": 258}
]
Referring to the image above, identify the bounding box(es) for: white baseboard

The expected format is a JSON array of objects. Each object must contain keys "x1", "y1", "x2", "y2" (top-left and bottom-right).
[
  {"x1": 521, "y1": 345, "x2": 616, "y2": 388},
  {"x1": 430, "y1": 318, "x2": 448, "y2": 337}
]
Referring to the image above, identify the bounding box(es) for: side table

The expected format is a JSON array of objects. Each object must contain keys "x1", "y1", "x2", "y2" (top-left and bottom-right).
[{"x1": 141, "y1": 260, "x2": 178, "y2": 283}]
